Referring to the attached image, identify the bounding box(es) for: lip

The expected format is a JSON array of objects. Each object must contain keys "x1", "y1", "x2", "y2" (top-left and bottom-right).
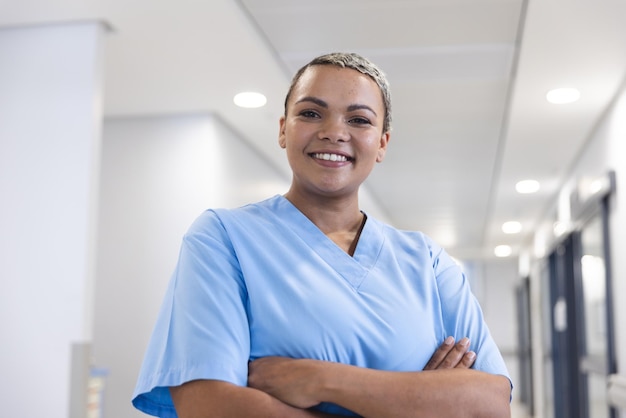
[{"x1": 308, "y1": 150, "x2": 354, "y2": 163}]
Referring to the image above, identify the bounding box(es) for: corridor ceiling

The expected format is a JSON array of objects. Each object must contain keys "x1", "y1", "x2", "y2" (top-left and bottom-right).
[{"x1": 3, "y1": 0, "x2": 626, "y2": 259}]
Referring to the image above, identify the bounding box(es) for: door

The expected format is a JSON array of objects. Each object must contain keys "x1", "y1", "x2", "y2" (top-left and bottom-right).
[
  {"x1": 548, "y1": 235, "x2": 586, "y2": 418},
  {"x1": 578, "y1": 204, "x2": 617, "y2": 418},
  {"x1": 546, "y1": 194, "x2": 616, "y2": 418}
]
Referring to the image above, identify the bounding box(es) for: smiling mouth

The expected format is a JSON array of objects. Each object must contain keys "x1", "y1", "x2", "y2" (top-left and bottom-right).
[{"x1": 310, "y1": 152, "x2": 353, "y2": 162}]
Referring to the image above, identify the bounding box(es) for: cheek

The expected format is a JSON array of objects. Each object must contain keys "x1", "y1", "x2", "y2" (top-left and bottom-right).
[
  {"x1": 284, "y1": 141, "x2": 303, "y2": 163},
  {"x1": 366, "y1": 136, "x2": 384, "y2": 152}
]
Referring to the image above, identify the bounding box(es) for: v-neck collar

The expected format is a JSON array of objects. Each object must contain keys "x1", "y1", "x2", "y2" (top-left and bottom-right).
[{"x1": 272, "y1": 195, "x2": 384, "y2": 290}]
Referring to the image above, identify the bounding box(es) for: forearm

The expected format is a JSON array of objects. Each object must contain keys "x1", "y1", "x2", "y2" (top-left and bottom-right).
[
  {"x1": 250, "y1": 358, "x2": 510, "y2": 418},
  {"x1": 318, "y1": 364, "x2": 511, "y2": 418},
  {"x1": 170, "y1": 379, "x2": 327, "y2": 418}
]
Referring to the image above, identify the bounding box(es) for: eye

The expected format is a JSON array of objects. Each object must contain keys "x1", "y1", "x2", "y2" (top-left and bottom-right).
[
  {"x1": 298, "y1": 110, "x2": 321, "y2": 119},
  {"x1": 349, "y1": 116, "x2": 372, "y2": 125}
]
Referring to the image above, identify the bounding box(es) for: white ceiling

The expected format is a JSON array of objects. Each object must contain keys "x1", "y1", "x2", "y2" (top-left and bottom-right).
[{"x1": 3, "y1": 0, "x2": 626, "y2": 260}]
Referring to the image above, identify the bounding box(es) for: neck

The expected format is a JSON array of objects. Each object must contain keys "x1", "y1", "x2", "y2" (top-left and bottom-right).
[
  {"x1": 283, "y1": 189, "x2": 366, "y2": 256},
  {"x1": 283, "y1": 189, "x2": 362, "y2": 234}
]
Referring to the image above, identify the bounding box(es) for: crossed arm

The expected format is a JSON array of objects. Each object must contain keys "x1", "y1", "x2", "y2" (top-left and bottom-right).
[{"x1": 170, "y1": 337, "x2": 511, "y2": 418}]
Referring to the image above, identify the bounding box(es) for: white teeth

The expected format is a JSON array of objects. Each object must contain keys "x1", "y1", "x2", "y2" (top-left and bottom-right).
[{"x1": 312, "y1": 153, "x2": 348, "y2": 162}]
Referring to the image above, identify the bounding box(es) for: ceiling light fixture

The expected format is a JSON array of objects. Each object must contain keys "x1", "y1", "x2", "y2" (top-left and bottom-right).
[
  {"x1": 502, "y1": 221, "x2": 522, "y2": 234},
  {"x1": 494, "y1": 245, "x2": 512, "y2": 258},
  {"x1": 515, "y1": 179, "x2": 540, "y2": 194},
  {"x1": 546, "y1": 88, "x2": 580, "y2": 104},
  {"x1": 234, "y1": 91, "x2": 267, "y2": 108}
]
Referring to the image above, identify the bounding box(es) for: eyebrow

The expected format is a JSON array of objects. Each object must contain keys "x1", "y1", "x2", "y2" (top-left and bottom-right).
[{"x1": 295, "y1": 96, "x2": 378, "y2": 117}]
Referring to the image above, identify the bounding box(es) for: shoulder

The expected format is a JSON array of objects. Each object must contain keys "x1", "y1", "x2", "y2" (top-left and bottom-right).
[
  {"x1": 369, "y1": 217, "x2": 459, "y2": 274},
  {"x1": 369, "y1": 216, "x2": 431, "y2": 246},
  {"x1": 187, "y1": 196, "x2": 280, "y2": 234},
  {"x1": 371, "y1": 217, "x2": 444, "y2": 256}
]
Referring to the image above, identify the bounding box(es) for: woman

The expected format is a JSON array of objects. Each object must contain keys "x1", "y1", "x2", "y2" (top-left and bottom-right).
[{"x1": 132, "y1": 52, "x2": 512, "y2": 417}]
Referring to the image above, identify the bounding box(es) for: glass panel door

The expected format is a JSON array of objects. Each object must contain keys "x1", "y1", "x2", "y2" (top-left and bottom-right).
[
  {"x1": 540, "y1": 260, "x2": 555, "y2": 418},
  {"x1": 516, "y1": 277, "x2": 533, "y2": 414},
  {"x1": 579, "y1": 213, "x2": 615, "y2": 418},
  {"x1": 548, "y1": 237, "x2": 586, "y2": 418}
]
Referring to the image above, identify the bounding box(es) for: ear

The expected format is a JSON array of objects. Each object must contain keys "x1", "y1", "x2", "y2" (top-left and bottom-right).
[
  {"x1": 376, "y1": 131, "x2": 390, "y2": 163},
  {"x1": 278, "y1": 116, "x2": 287, "y2": 149}
]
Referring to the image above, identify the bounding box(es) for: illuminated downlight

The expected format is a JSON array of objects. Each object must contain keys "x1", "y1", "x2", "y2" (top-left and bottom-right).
[
  {"x1": 234, "y1": 92, "x2": 267, "y2": 108},
  {"x1": 546, "y1": 88, "x2": 580, "y2": 104}
]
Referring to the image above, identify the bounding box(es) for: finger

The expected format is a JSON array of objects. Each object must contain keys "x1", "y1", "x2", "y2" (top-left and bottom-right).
[
  {"x1": 455, "y1": 351, "x2": 476, "y2": 369},
  {"x1": 438, "y1": 337, "x2": 471, "y2": 369},
  {"x1": 423, "y1": 336, "x2": 455, "y2": 370}
]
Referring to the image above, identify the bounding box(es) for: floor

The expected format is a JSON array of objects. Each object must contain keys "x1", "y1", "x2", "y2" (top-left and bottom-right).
[{"x1": 511, "y1": 401, "x2": 531, "y2": 418}]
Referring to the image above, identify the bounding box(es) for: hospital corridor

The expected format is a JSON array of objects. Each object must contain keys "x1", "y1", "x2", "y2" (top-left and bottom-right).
[{"x1": 2, "y1": 1, "x2": 626, "y2": 417}]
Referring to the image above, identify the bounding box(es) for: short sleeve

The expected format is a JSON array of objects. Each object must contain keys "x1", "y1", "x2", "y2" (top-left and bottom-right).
[
  {"x1": 429, "y1": 238, "x2": 511, "y2": 378},
  {"x1": 131, "y1": 211, "x2": 251, "y2": 417}
]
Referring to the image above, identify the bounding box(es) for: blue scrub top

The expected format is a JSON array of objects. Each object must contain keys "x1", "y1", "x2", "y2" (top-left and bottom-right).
[{"x1": 132, "y1": 195, "x2": 509, "y2": 417}]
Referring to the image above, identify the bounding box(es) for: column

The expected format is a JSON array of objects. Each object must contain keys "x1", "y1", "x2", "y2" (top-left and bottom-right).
[{"x1": 0, "y1": 21, "x2": 106, "y2": 418}]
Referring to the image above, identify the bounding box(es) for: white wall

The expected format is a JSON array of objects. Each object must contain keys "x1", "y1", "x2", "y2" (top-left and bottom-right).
[
  {"x1": 462, "y1": 258, "x2": 520, "y2": 388},
  {"x1": 593, "y1": 83, "x2": 626, "y2": 418},
  {"x1": 528, "y1": 81, "x2": 626, "y2": 417},
  {"x1": 0, "y1": 22, "x2": 105, "y2": 418},
  {"x1": 94, "y1": 114, "x2": 290, "y2": 418},
  {"x1": 483, "y1": 259, "x2": 520, "y2": 387}
]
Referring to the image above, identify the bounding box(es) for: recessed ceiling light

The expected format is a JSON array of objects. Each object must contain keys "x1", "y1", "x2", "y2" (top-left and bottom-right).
[
  {"x1": 546, "y1": 88, "x2": 580, "y2": 104},
  {"x1": 515, "y1": 179, "x2": 540, "y2": 194},
  {"x1": 494, "y1": 245, "x2": 512, "y2": 257},
  {"x1": 234, "y1": 91, "x2": 267, "y2": 108},
  {"x1": 502, "y1": 221, "x2": 522, "y2": 234}
]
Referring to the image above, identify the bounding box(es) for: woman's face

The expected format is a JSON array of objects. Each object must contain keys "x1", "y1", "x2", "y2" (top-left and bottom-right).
[{"x1": 279, "y1": 65, "x2": 390, "y2": 199}]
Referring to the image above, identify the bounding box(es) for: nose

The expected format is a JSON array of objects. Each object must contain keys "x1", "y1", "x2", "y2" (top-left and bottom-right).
[{"x1": 319, "y1": 117, "x2": 349, "y2": 142}]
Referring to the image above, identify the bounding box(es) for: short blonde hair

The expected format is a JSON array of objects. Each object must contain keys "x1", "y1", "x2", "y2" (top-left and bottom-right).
[{"x1": 284, "y1": 52, "x2": 392, "y2": 133}]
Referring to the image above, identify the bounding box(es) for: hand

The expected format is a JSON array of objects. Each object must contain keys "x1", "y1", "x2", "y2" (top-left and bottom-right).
[
  {"x1": 423, "y1": 336, "x2": 476, "y2": 370},
  {"x1": 248, "y1": 356, "x2": 323, "y2": 409}
]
